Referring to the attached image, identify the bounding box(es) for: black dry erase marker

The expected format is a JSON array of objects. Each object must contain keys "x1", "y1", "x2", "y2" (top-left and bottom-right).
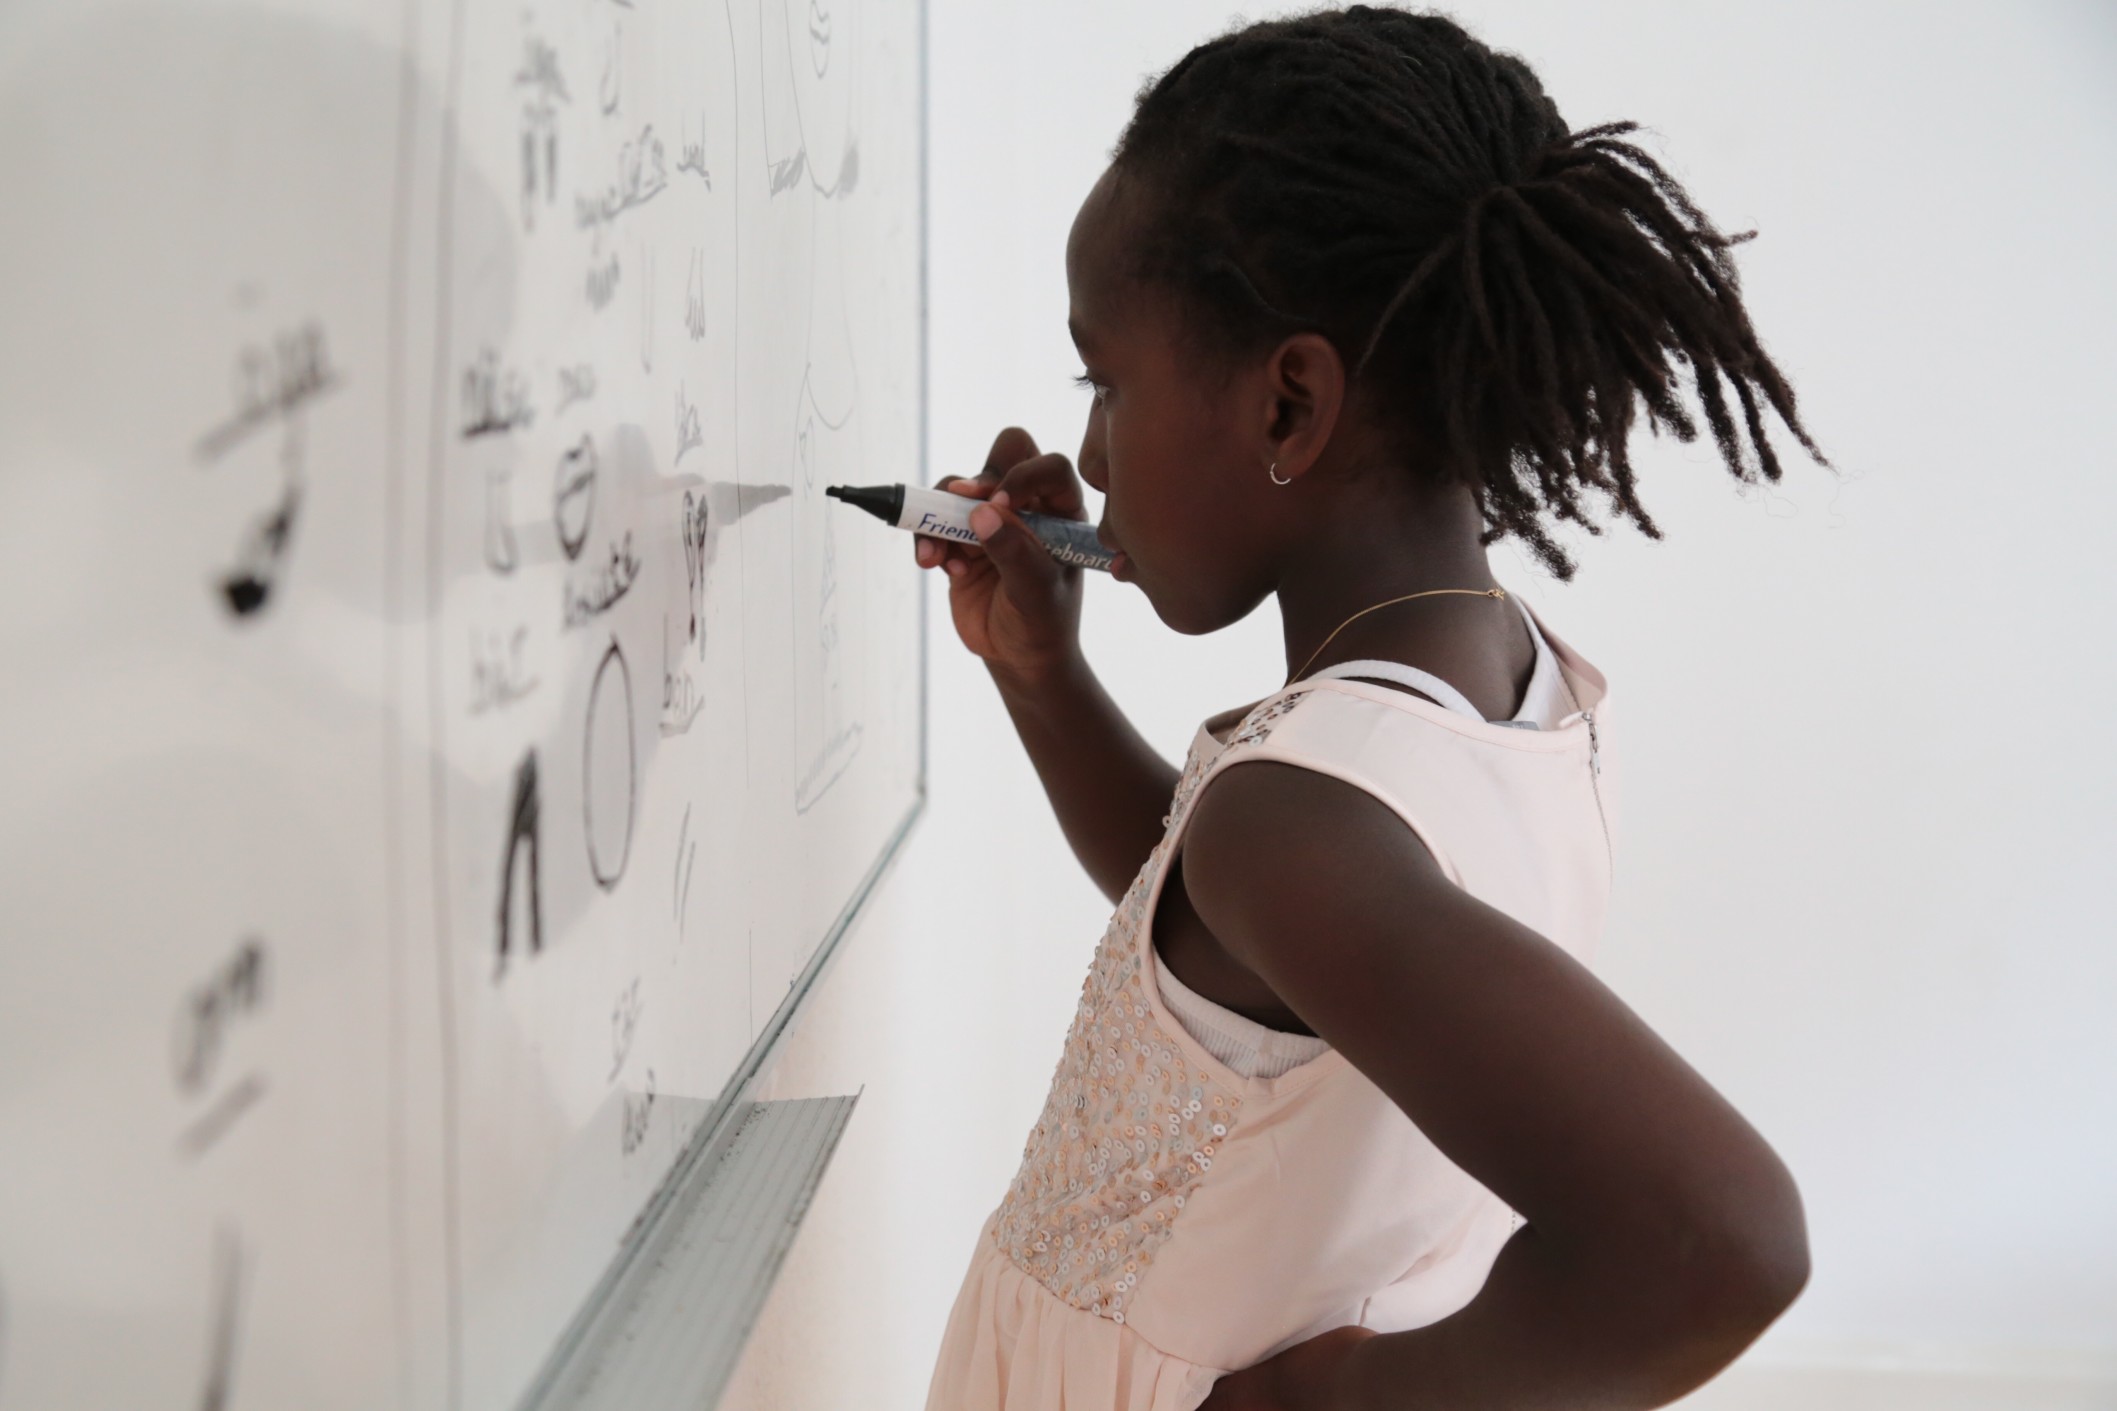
[{"x1": 825, "y1": 482, "x2": 1122, "y2": 575}]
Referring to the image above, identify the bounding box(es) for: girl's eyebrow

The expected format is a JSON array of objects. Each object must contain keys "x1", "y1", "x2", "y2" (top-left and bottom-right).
[{"x1": 1067, "y1": 315, "x2": 1095, "y2": 350}]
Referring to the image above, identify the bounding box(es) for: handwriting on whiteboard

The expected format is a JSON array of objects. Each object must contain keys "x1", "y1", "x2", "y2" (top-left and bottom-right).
[{"x1": 193, "y1": 321, "x2": 340, "y2": 463}]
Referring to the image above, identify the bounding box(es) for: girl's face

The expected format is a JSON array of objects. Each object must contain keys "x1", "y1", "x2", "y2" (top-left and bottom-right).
[{"x1": 1066, "y1": 165, "x2": 1282, "y2": 635}]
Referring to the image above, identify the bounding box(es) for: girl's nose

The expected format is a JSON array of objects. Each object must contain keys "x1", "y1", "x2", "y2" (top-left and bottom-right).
[{"x1": 1077, "y1": 447, "x2": 1107, "y2": 495}]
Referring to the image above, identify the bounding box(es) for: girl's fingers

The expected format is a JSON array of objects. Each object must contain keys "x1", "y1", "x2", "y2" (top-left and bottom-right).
[{"x1": 994, "y1": 453, "x2": 1085, "y2": 519}]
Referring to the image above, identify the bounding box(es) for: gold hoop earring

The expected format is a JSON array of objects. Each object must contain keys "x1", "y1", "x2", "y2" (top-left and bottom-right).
[{"x1": 1268, "y1": 460, "x2": 1292, "y2": 485}]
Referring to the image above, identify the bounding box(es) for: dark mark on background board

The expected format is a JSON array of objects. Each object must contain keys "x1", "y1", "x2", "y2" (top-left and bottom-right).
[
  {"x1": 677, "y1": 116, "x2": 712, "y2": 190},
  {"x1": 495, "y1": 750, "x2": 542, "y2": 978},
  {"x1": 620, "y1": 1068, "x2": 656, "y2": 1155},
  {"x1": 218, "y1": 478, "x2": 302, "y2": 619},
  {"x1": 197, "y1": 1225, "x2": 245, "y2": 1411},
  {"x1": 483, "y1": 466, "x2": 519, "y2": 574},
  {"x1": 674, "y1": 382, "x2": 702, "y2": 463},
  {"x1": 586, "y1": 251, "x2": 621, "y2": 310},
  {"x1": 172, "y1": 939, "x2": 269, "y2": 1095},
  {"x1": 192, "y1": 321, "x2": 340, "y2": 464},
  {"x1": 514, "y1": 26, "x2": 567, "y2": 231},
  {"x1": 673, "y1": 804, "x2": 698, "y2": 944},
  {"x1": 556, "y1": 363, "x2": 597, "y2": 413},
  {"x1": 575, "y1": 124, "x2": 665, "y2": 241},
  {"x1": 681, "y1": 487, "x2": 710, "y2": 649},
  {"x1": 470, "y1": 624, "x2": 539, "y2": 714},
  {"x1": 553, "y1": 434, "x2": 596, "y2": 560},
  {"x1": 583, "y1": 637, "x2": 637, "y2": 891},
  {"x1": 660, "y1": 614, "x2": 703, "y2": 737},
  {"x1": 598, "y1": 17, "x2": 622, "y2": 117},
  {"x1": 460, "y1": 346, "x2": 535, "y2": 439},
  {"x1": 608, "y1": 977, "x2": 640, "y2": 1082},
  {"x1": 177, "y1": 1072, "x2": 268, "y2": 1160},
  {"x1": 561, "y1": 532, "x2": 639, "y2": 629},
  {"x1": 685, "y1": 248, "x2": 708, "y2": 340}
]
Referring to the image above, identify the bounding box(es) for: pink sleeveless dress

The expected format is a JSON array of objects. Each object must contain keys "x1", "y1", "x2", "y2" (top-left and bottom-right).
[{"x1": 923, "y1": 596, "x2": 1619, "y2": 1411}]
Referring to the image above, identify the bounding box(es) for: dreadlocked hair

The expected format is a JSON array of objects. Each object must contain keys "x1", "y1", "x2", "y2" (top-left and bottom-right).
[{"x1": 1109, "y1": 4, "x2": 1834, "y2": 580}]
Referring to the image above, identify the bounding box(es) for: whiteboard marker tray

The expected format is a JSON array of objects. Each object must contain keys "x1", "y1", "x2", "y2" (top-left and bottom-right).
[{"x1": 523, "y1": 1093, "x2": 862, "y2": 1411}]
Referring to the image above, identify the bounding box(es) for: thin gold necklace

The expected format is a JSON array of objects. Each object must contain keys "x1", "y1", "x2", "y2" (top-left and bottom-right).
[{"x1": 1285, "y1": 586, "x2": 1508, "y2": 688}]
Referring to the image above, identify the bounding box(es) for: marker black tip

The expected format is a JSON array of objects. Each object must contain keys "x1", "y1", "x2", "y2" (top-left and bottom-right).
[{"x1": 824, "y1": 483, "x2": 906, "y2": 523}]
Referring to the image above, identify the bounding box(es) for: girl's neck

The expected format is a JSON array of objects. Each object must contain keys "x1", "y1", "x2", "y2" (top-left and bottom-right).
[{"x1": 1274, "y1": 481, "x2": 1507, "y2": 684}]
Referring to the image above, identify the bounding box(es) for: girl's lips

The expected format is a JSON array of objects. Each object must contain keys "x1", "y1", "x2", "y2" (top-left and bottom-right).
[{"x1": 1110, "y1": 550, "x2": 1131, "y2": 581}]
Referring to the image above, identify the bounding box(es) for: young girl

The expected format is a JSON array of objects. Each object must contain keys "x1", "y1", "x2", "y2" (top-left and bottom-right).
[{"x1": 918, "y1": 9, "x2": 1830, "y2": 1409}]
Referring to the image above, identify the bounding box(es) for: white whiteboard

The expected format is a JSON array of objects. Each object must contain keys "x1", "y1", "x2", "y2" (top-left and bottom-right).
[{"x1": 0, "y1": 0, "x2": 925, "y2": 1406}]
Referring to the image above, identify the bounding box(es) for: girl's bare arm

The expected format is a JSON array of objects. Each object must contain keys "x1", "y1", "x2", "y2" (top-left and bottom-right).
[{"x1": 1183, "y1": 760, "x2": 1809, "y2": 1410}]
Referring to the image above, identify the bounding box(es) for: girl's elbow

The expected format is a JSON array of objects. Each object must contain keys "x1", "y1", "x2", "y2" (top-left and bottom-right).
[
  {"x1": 1743, "y1": 1213, "x2": 1812, "y2": 1322},
  {"x1": 1688, "y1": 1172, "x2": 1813, "y2": 1332}
]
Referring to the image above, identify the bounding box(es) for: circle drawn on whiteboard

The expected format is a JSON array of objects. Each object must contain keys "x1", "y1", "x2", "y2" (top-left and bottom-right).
[
  {"x1": 583, "y1": 637, "x2": 637, "y2": 891},
  {"x1": 554, "y1": 434, "x2": 598, "y2": 562}
]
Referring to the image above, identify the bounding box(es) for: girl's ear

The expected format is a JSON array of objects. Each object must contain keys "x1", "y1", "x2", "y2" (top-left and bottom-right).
[{"x1": 1261, "y1": 330, "x2": 1346, "y2": 481}]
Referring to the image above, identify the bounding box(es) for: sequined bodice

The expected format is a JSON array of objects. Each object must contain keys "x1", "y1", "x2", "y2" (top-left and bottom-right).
[{"x1": 990, "y1": 692, "x2": 1308, "y2": 1323}]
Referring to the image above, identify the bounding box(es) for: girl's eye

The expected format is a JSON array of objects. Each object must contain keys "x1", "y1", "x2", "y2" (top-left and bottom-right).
[{"x1": 1071, "y1": 370, "x2": 1107, "y2": 403}]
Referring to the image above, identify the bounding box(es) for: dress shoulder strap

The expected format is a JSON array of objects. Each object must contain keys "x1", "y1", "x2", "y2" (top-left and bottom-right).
[{"x1": 1303, "y1": 658, "x2": 1483, "y2": 720}]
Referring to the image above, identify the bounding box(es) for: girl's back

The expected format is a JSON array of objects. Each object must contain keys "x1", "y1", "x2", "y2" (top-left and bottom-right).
[{"x1": 924, "y1": 597, "x2": 1616, "y2": 1408}]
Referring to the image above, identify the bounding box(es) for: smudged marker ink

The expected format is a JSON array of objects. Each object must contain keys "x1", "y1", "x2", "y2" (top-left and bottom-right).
[{"x1": 825, "y1": 483, "x2": 1120, "y2": 574}]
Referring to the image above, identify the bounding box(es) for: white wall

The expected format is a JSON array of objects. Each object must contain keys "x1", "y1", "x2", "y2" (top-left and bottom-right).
[{"x1": 721, "y1": 3, "x2": 2117, "y2": 1407}]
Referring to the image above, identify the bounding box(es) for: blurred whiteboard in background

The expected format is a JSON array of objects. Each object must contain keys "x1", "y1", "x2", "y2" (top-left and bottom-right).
[{"x1": 0, "y1": 0, "x2": 925, "y2": 1406}]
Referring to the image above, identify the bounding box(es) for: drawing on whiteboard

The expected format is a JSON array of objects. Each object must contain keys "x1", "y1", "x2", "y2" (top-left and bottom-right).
[
  {"x1": 195, "y1": 320, "x2": 340, "y2": 619},
  {"x1": 608, "y1": 977, "x2": 640, "y2": 1082},
  {"x1": 483, "y1": 466, "x2": 519, "y2": 574},
  {"x1": 192, "y1": 320, "x2": 341, "y2": 463},
  {"x1": 461, "y1": 346, "x2": 535, "y2": 438},
  {"x1": 586, "y1": 251, "x2": 621, "y2": 310},
  {"x1": 620, "y1": 1068, "x2": 656, "y2": 1155},
  {"x1": 674, "y1": 383, "x2": 702, "y2": 464},
  {"x1": 197, "y1": 1225, "x2": 245, "y2": 1411},
  {"x1": 677, "y1": 116, "x2": 713, "y2": 189},
  {"x1": 172, "y1": 938, "x2": 269, "y2": 1095},
  {"x1": 556, "y1": 362, "x2": 597, "y2": 413},
  {"x1": 514, "y1": 23, "x2": 568, "y2": 232},
  {"x1": 575, "y1": 124, "x2": 665, "y2": 246},
  {"x1": 767, "y1": 146, "x2": 806, "y2": 196},
  {"x1": 681, "y1": 488, "x2": 711, "y2": 649},
  {"x1": 805, "y1": 0, "x2": 832, "y2": 74},
  {"x1": 562, "y1": 531, "x2": 640, "y2": 629},
  {"x1": 495, "y1": 750, "x2": 542, "y2": 977},
  {"x1": 177, "y1": 1072, "x2": 268, "y2": 1161},
  {"x1": 553, "y1": 434, "x2": 597, "y2": 560},
  {"x1": 761, "y1": 0, "x2": 860, "y2": 199},
  {"x1": 583, "y1": 637, "x2": 637, "y2": 891},
  {"x1": 762, "y1": 0, "x2": 871, "y2": 811},
  {"x1": 674, "y1": 804, "x2": 699, "y2": 945},
  {"x1": 685, "y1": 248, "x2": 708, "y2": 341},
  {"x1": 217, "y1": 475, "x2": 302, "y2": 619},
  {"x1": 794, "y1": 368, "x2": 863, "y2": 814},
  {"x1": 598, "y1": 14, "x2": 622, "y2": 117},
  {"x1": 470, "y1": 624, "x2": 538, "y2": 715},
  {"x1": 660, "y1": 614, "x2": 703, "y2": 737}
]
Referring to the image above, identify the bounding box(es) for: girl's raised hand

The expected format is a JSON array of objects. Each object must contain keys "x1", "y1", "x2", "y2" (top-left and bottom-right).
[{"x1": 915, "y1": 425, "x2": 1087, "y2": 684}]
